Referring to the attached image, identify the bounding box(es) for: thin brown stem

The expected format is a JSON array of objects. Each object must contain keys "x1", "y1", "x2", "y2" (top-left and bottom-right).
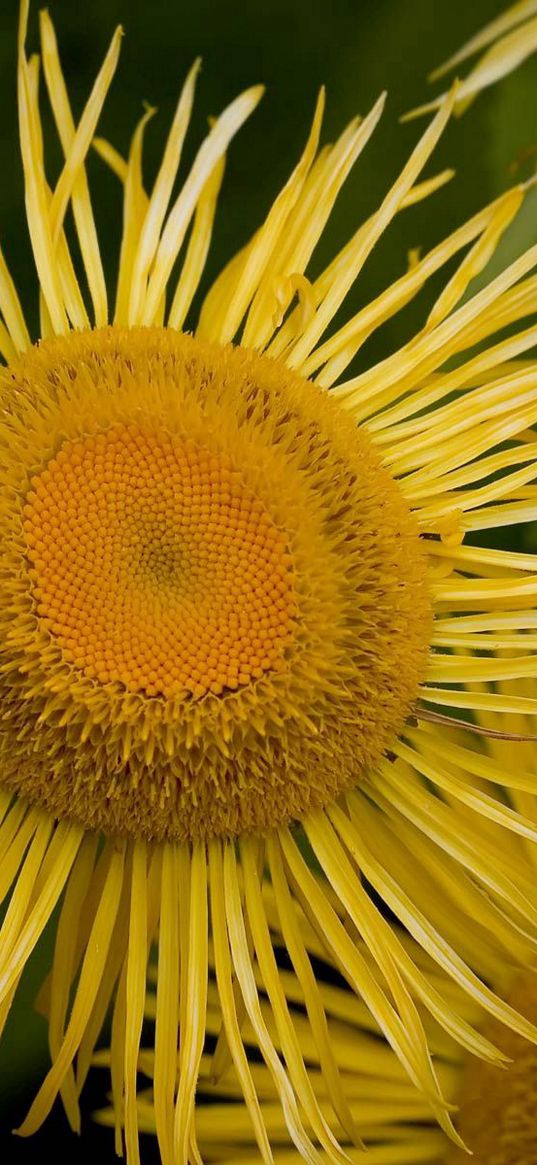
[{"x1": 411, "y1": 704, "x2": 537, "y2": 742}]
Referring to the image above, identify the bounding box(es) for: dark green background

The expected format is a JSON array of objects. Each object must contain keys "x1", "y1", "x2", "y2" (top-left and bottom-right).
[{"x1": 0, "y1": 0, "x2": 535, "y2": 1159}]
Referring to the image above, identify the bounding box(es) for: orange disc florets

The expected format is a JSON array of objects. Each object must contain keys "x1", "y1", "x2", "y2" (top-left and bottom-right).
[{"x1": 23, "y1": 425, "x2": 294, "y2": 700}]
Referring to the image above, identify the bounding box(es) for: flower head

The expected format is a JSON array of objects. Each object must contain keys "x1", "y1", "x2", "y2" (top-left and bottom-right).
[
  {"x1": 2, "y1": 2, "x2": 537, "y2": 1164},
  {"x1": 3, "y1": 326, "x2": 430, "y2": 842}
]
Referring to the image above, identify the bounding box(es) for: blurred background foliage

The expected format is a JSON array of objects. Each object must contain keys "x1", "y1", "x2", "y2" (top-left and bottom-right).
[{"x1": 0, "y1": 0, "x2": 536, "y2": 1159}]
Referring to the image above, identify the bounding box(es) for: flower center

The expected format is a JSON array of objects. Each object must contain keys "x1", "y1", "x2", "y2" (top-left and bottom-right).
[
  {"x1": 0, "y1": 326, "x2": 432, "y2": 842},
  {"x1": 24, "y1": 425, "x2": 294, "y2": 699},
  {"x1": 447, "y1": 973, "x2": 537, "y2": 1164}
]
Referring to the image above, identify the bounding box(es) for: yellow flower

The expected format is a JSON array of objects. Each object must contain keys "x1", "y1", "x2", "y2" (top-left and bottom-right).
[
  {"x1": 2, "y1": 2, "x2": 537, "y2": 1163},
  {"x1": 407, "y1": 0, "x2": 537, "y2": 118}
]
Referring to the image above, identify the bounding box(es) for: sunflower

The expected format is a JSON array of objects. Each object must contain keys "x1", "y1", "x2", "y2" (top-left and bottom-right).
[{"x1": 2, "y1": 0, "x2": 537, "y2": 1162}]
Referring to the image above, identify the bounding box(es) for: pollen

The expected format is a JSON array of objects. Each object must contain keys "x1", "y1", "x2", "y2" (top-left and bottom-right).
[{"x1": 23, "y1": 425, "x2": 295, "y2": 699}]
